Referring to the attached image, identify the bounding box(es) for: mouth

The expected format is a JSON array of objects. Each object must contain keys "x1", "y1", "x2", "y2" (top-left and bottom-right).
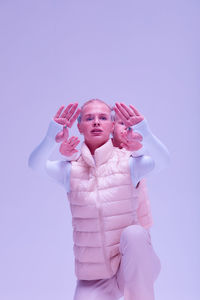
[{"x1": 91, "y1": 129, "x2": 103, "y2": 134}]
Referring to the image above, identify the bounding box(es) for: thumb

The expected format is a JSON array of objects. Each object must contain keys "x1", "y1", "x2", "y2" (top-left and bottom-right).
[
  {"x1": 127, "y1": 128, "x2": 133, "y2": 140},
  {"x1": 63, "y1": 126, "x2": 69, "y2": 140},
  {"x1": 130, "y1": 131, "x2": 143, "y2": 141},
  {"x1": 55, "y1": 130, "x2": 64, "y2": 143}
]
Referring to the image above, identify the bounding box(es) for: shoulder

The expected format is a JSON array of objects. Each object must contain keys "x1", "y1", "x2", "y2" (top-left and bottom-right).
[
  {"x1": 46, "y1": 159, "x2": 70, "y2": 172},
  {"x1": 71, "y1": 153, "x2": 87, "y2": 167},
  {"x1": 113, "y1": 146, "x2": 132, "y2": 159},
  {"x1": 131, "y1": 155, "x2": 155, "y2": 178}
]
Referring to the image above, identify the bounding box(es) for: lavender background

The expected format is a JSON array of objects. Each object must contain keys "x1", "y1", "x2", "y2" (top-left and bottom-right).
[{"x1": 1, "y1": 0, "x2": 199, "y2": 299}]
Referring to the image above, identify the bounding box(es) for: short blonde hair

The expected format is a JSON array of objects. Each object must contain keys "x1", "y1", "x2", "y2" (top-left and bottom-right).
[{"x1": 78, "y1": 98, "x2": 114, "y2": 122}]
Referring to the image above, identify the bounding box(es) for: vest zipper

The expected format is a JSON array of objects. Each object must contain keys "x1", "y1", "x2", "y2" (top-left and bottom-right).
[{"x1": 94, "y1": 170, "x2": 113, "y2": 277}]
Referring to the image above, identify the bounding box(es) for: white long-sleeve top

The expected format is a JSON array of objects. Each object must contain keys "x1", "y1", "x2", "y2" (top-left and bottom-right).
[{"x1": 28, "y1": 119, "x2": 170, "y2": 191}]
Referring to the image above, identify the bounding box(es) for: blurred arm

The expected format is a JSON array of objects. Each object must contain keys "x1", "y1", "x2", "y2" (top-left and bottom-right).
[
  {"x1": 130, "y1": 118, "x2": 170, "y2": 187},
  {"x1": 28, "y1": 119, "x2": 69, "y2": 185}
]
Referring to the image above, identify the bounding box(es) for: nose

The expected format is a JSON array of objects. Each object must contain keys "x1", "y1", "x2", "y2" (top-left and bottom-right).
[{"x1": 93, "y1": 116, "x2": 100, "y2": 126}]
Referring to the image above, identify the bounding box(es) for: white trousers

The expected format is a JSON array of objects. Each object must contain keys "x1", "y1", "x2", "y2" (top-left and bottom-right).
[{"x1": 73, "y1": 225, "x2": 161, "y2": 300}]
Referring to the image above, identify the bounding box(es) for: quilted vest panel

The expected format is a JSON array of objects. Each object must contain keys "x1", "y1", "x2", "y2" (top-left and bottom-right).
[{"x1": 67, "y1": 140, "x2": 145, "y2": 280}]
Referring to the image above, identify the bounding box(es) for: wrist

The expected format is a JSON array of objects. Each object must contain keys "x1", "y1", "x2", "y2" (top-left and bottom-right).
[
  {"x1": 131, "y1": 119, "x2": 152, "y2": 138},
  {"x1": 46, "y1": 119, "x2": 64, "y2": 140}
]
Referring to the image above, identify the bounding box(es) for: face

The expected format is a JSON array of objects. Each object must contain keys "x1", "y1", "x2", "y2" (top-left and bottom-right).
[
  {"x1": 78, "y1": 101, "x2": 114, "y2": 149},
  {"x1": 112, "y1": 114, "x2": 127, "y2": 144}
]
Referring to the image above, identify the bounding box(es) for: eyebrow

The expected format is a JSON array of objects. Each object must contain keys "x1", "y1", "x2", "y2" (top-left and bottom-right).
[{"x1": 84, "y1": 113, "x2": 109, "y2": 117}]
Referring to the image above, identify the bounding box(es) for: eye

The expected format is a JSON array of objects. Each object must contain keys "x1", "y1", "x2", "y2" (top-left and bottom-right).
[
  {"x1": 86, "y1": 117, "x2": 93, "y2": 121},
  {"x1": 100, "y1": 116, "x2": 107, "y2": 120}
]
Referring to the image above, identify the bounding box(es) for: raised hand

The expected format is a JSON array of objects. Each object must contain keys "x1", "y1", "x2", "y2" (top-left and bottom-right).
[
  {"x1": 120, "y1": 127, "x2": 143, "y2": 151},
  {"x1": 55, "y1": 126, "x2": 69, "y2": 143},
  {"x1": 59, "y1": 136, "x2": 80, "y2": 157},
  {"x1": 54, "y1": 103, "x2": 81, "y2": 143},
  {"x1": 54, "y1": 103, "x2": 81, "y2": 128},
  {"x1": 114, "y1": 102, "x2": 144, "y2": 127}
]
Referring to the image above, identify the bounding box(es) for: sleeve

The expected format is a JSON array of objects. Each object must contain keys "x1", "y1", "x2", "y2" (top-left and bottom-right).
[
  {"x1": 130, "y1": 118, "x2": 170, "y2": 187},
  {"x1": 28, "y1": 119, "x2": 70, "y2": 186},
  {"x1": 59, "y1": 150, "x2": 81, "y2": 162}
]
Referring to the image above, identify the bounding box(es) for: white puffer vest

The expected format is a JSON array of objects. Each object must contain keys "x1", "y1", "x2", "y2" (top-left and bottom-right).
[{"x1": 67, "y1": 139, "x2": 152, "y2": 280}]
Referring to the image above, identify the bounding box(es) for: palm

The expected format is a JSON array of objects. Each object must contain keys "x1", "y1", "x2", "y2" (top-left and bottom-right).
[
  {"x1": 55, "y1": 126, "x2": 69, "y2": 143},
  {"x1": 59, "y1": 136, "x2": 80, "y2": 157},
  {"x1": 114, "y1": 102, "x2": 144, "y2": 127},
  {"x1": 120, "y1": 128, "x2": 143, "y2": 151},
  {"x1": 54, "y1": 103, "x2": 81, "y2": 128},
  {"x1": 54, "y1": 102, "x2": 81, "y2": 143}
]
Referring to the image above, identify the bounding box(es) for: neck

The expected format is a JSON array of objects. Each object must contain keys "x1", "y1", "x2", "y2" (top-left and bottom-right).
[{"x1": 85, "y1": 139, "x2": 109, "y2": 155}]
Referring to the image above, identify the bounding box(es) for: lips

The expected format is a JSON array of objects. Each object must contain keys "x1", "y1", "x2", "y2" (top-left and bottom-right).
[{"x1": 91, "y1": 129, "x2": 103, "y2": 133}]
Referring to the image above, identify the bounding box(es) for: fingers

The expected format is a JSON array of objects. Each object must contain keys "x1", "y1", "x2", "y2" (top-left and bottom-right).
[
  {"x1": 61, "y1": 103, "x2": 74, "y2": 118},
  {"x1": 129, "y1": 104, "x2": 141, "y2": 117},
  {"x1": 120, "y1": 102, "x2": 135, "y2": 117},
  {"x1": 66, "y1": 102, "x2": 79, "y2": 120},
  {"x1": 71, "y1": 140, "x2": 80, "y2": 148},
  {"x1": 133, "y1": 132, "x2": 143, "y2": 141},
  {"x1": 127, "y1": 130, "x2": 143, "y2": 142},
  {"x1": 71, "y1": 149, "x2": 79, "y2": 154},
  {"x1": 54, "y1": 103, "x2": 80, "y2": 128},
  {"x1": 132, "y1": 141, "x2": 143, "y2": 151},
  {"x1": 114, "y1": 107, "x2": 128, "y2": 124},
  {"x1": 136, "y1": 143, "x2": 143, "y2": 150},
  {"x1": 115, "y1": 103, "x2": 130, "y2": 119},
  {"x1": 119, "y1": 132, "x2": 129, "y2": 144},
  {"x1": 62, "y1": 137, "x2": 80, "y2": 148},
  {"x1": 121, "y1": 141, "x2": 143, "y2": 151},
  {"x1": 68, "y1": 107, "x2": 81, "y2": 128},
  {"x1": 121, "y1": 130, "x2": 143, "y2": 144},
  {"x1": 59, "y1": 136, "x2": 80, "y2": 157},
  {"x1": 61, "y1": 103, "x2": 80, "y2": 128},
  {"x1": 114, "y1": 103, "x2": 144, "y2": 127},
  {"x1": 67, "y1": 136, "x2": 80, "y2": 148},
  {"x1": 54, "y1": 105, "x2": 65, "y2": 119},
  {"x1": 54, "y1": 118, "x2": 66, "y2": 125},
  {"x1": 114, "y1": 102, "x2": 142, "y2": 127}
]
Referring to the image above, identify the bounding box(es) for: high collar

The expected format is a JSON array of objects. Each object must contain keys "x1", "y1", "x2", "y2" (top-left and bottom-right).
[{"x1": 81, "y1": 139, "x2": 114, "y2": 167}]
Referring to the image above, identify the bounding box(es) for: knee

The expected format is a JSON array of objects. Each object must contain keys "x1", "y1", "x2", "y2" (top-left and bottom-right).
[
  {"x1": 154, "y1": 256, "x2": 162, "y2": 281},
  {"x1": 120, "y1": 225, "x2": 149, "y2": 247}
]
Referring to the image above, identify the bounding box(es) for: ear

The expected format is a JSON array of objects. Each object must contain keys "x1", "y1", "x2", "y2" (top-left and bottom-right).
[
  {"x1": 111, "y1": 121, "x2": 115, "y2": 135},
  {"x1": 77, "y1": 122, "x2": 83, "y2": 134}
]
